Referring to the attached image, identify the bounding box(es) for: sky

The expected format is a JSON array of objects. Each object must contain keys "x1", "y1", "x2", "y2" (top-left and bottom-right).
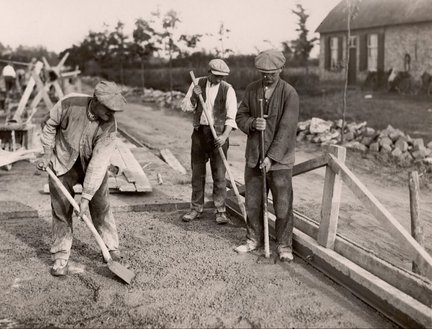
[{"x1": 0, "y1": 0, "x2": 341, "y2": 58}]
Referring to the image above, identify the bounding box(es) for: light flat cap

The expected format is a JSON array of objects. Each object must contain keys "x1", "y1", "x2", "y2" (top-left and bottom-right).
[
  {"x1": 255, "y1": 49, "x2": 286, "y2": 73},
  {"x1": 94, "y1": 81, "x2": 126, "y2": 112},
  {"x1": 208, "y1": 59, "x2": 230, "y2": 76}
]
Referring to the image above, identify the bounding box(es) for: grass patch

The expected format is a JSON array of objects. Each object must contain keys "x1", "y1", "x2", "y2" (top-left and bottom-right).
[{"x1": 300, "y1": 89, "x2": 432, "y2": 142}]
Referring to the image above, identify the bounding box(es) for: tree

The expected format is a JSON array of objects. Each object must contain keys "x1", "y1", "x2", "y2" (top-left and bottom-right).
[
  {"x1": 290, "y1": 4, "x2": 318, "y2": 69},
  {"x1": 132, "y1": 18, "x2": 159, "y2": 89},
  {"x1": 215, "y1": 22, "x2": 233, "y2": 58},
  {"x1": 341, "y1": 0, "x2": 361, "y2": 144},
  {"x1": 108, "y1": 21, "x2": 130, "y2": 85}
]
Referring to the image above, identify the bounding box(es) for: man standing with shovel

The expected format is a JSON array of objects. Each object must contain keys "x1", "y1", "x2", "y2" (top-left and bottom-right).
[
  {"x1": 37, "y1": 81, "x2": 126, "y2": 276},
  {"x1": 180, "y1": 59, "x2": 238, "y2": 224},
  {"x1": 234, "y1": 49, "x2": 299, "y2": 262}
]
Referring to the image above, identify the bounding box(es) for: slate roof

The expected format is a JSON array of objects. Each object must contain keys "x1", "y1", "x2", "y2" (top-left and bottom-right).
[{"x1": 316, "y1": 0, "x2": 432, "y2": 33}]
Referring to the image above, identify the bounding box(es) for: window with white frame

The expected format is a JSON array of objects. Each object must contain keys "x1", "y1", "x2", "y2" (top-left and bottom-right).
[
  {"x1": 367, "y1": 34, "x2": 378, "y2": 71},
  {"x1": 330, "y1": 37, "x2": 338, "y2": 70}
]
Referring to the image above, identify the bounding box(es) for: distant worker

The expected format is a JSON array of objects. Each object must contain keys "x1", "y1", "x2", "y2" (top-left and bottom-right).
[
  {"x1": 37, "y1": 81, "x2": 126, "y2": 276},
  {"x1": 2, "y1": 62, "x2": 16, "y2": 96},
  {"x1": 180, "y1": 59, "x2": 238, "y2": 224},
  {"x1": 235, "y1": 49, "x2": 299, "y2": 262}
]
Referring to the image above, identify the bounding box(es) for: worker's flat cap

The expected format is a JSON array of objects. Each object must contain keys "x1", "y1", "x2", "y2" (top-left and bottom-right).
[
  {"x1": 208, "y1": 59, "x2": 230, "y2": 76},
  {"x1": 255, "y1": 49, "x2": 286, "y2": 73},
  {"x1": 94, "y1": 81, "x2": 126, "y2": 112}
]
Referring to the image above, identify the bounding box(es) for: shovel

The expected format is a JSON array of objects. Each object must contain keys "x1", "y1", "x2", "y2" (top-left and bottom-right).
[
  {"x1": 46, "y1": 167, "x2": 135, "y2": 284},
  {"x1": 259, "y1": 99, "x2": 271, "y2": 259},
  {"x1": 189, "y1": 71, "x2": 247, "y2": 223}
]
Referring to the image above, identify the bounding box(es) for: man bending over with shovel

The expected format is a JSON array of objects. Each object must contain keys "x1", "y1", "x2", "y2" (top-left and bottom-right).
[
  {"x1": 180, "y1": 59, "x2": 238, "y2": 224},
  {"x1": 37, "y1": 81, "x2": 126, "y2": 276},
  {"x1": 234, "y1": 49, "x2": 299, "y2": 262}
]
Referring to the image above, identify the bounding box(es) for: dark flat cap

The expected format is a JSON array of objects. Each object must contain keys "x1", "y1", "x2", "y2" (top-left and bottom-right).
[{"x1": 255, "y1": 49, "x2": 286, "y2": 73}]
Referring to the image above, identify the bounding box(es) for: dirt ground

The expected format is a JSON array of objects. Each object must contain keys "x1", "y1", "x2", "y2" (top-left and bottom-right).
[
  {"x1": 0, "y1": 211, "x2": 395, "y2": 328},
  {"x1": 0, "y1": 98, "x2": 429, "y2": 328},
  {"x1": 116, "y1": 100, "x2": 432, "y2": 270}
]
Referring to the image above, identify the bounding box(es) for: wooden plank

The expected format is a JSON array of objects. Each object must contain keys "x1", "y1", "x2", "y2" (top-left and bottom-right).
[
  {"x1": 116, "y1": 174, "x2": 136, "y2": 192},
  {"x1": 117, "y1": 141, "x2": 152, "y2": 192},
  {"x1": 0, "y1": 148, "x2": 40, "y2": 167},
  {"x1": 328, "y1": 154, "x2": 432, "y2": 280},
  {"x1": 317, "y1": 145, "x2": 345, "y2": 249},
  {"x1": 13, "y1": 61, "x2": 43, "y2": 122},
  {"x1": 31, "y1": 71, "x2": 53, "y2": 109},
  {"x1": 293, "y1": 154, "x2": 328, "y2": 177},
  {"x1": 409, "y1": 171, "x2": 425, "y2": 275},
  {"x1": 160, "y1": 148, "x2": 187, "y2": 174}
]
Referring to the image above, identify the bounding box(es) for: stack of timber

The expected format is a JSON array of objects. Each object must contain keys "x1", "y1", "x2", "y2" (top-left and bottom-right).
[{"x1": 111, "y1": 140, "x2": 152, "y2": 192}]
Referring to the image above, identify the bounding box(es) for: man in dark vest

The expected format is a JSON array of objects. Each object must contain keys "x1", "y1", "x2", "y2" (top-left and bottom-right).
[{"x1": 181, "y1": 59, "x2": 238, "y2": 224}]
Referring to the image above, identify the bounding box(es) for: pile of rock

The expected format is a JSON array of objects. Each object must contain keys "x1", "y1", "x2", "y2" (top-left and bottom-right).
[
  {"x1": 297, "y1": 117, "x2": 432, "y2": 166},
  {"x1": 141, "y1": 88, "x2": 185, "y2": 110}
]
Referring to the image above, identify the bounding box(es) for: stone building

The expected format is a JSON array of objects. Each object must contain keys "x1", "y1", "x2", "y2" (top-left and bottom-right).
[{"x1": 315, "y1": 0, "x2": 432, "y2": 86}]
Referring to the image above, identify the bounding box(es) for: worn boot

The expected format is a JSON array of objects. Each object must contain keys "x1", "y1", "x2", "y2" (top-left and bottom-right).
[
  {"x1": 278, "y1": 246, "x2": 294, "y2": 262},
  {"x1": 50, "y1": 259, "x2": 69, "y2": 276},
  {"x1": 215, "y1": 212, "x2": 229, "y2": 225},
  {"x1": 234, "y1": 240, "x2": 260, "y2": 254},
  {"x1": 182, "y1": 210, "x2": 201, "y2": 222}
]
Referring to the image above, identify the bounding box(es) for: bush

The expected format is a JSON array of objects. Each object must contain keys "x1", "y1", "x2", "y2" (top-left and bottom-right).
[{"x1": 87, "y1": 65, "x2": 320, "y2": 95}]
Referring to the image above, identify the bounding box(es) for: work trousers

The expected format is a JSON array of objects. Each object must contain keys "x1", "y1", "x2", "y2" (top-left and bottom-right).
[
  {"x1": 245, "y1": 166, "x2": 294, "y2": 251},
  {"x1": 48, "y1": 159, "x2": 119, "y2": 261},
  {"x1": 190, "y1": 125, "x2": 228, "y2": 213}
]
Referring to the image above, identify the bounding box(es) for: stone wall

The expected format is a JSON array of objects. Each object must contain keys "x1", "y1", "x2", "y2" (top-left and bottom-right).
[{"x1": 384, "y1": 22, "x2": 432, "y2": 79}]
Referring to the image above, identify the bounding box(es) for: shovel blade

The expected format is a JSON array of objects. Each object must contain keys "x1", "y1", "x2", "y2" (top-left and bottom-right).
[{"x1": 107, "y1": 260, "x2": 135, "y2": 284}]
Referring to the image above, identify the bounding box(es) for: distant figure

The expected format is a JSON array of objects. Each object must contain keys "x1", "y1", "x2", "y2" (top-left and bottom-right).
[
  {"x1": 37, "y1": 81, "x2": 126, "y2": 277},
  {"x1": 180, "y1": 59, "x2": 238, "y2": 224},
  {"x1": 234, "y1": 49, "x2": 299, "y2": 262},
  {"x1": 2, "y1": 62, "x2": 16, "y2": 96}
]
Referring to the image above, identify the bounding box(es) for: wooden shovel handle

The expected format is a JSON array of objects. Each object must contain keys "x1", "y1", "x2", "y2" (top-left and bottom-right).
[{"x1": 46, "y1": 167, "x2": 112, "y2": 262}]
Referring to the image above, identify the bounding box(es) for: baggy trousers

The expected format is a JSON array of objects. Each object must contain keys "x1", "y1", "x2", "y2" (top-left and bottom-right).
[
  {"x1": 244, "y1": 165, "x2": 294, "y2": 250},
  {"x1": 191, "y1": 125, "x2": 229, "y2": 213},
  {"x1": 48, "y1": 159, "x2": 119, "y2": 261}
]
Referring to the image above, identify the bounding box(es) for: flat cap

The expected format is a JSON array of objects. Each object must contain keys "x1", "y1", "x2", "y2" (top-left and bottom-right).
[
  {"x1": 94, "y1": 81, "x2": 126, "y2": 112},
  {"x1": 255, "y1": 49, "x2": 286, "y2": 73},
  {"x1": 208, "y1": 59, "x2": 230, "y2": 76}
]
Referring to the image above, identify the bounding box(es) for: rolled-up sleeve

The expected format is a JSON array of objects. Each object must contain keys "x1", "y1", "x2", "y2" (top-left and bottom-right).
[
  {"x1": 225, "y1": 87, "x2": 238, "y2": 129},
  {"x1": 40, "y1": 100, "x2": 65, "y2": 154},
  {"x1": 82, "y1": 122, "x2": 117, "y2": 200}
]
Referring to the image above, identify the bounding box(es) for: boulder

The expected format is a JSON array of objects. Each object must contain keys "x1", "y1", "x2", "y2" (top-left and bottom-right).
[
  {"x1": 380, "y1": 144, "x2": 392, "y2": 153},
  {"x1": 391, "y1": 148, "x2": 402, "y2": 158},
  {"x1": 309, "y1": 117, "x2": 333, "y2": 134},
  {"x1": 345, "y1": 141, "x2": 368, "y2": 152},
  {"x1": 412, "y1": 138, "x2": 425, "y2": 151},
  {"x1": 412, "y1": 147, "x2": 427, "y2": 160},
  {"x1": 364, "y1": 127, "x2": 376, "y2": 137},
  {"x1": 297, "y1": 120, "x2": 311, "y2": 131},
  {"x1": 343, "y1": 131, "x2": 355, "y2": 142},
  {"x1": 361, "y1": 136, "x2": 374, "y2": 146},
  {"x1": 427, "y1": 141, "x2": 432, "y2": 149},
  {"x1": 379, "y1": 137, "x2": 393, "y2": 148},
  {"x1": 394, "y1": 139, "x2": 408, "y2": 152},
  {"x1": 369, "y1": 142, "x2": 380, "y2": 152}
]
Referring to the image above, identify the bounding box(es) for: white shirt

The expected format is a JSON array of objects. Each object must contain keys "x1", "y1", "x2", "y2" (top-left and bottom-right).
[
  {"x1": 2, "y1": 65, "x2": 16, "y2": 78},
  {"x1": 181, "y1": 77, "x2": 238, "y2": 129}
]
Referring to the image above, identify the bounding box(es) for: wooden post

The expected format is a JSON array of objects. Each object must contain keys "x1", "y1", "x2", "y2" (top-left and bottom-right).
[
  {"x1": 317, "y1": 145, "x2": 346, "y2": 249},
  {"x1": 408, "y1": 171, "x2": 424, "y2": 275}
]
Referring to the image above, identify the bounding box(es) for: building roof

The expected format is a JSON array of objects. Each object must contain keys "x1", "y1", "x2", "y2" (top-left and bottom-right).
[{"x1": 316, "y1": 0, "x2": 432, "y2": 33}]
